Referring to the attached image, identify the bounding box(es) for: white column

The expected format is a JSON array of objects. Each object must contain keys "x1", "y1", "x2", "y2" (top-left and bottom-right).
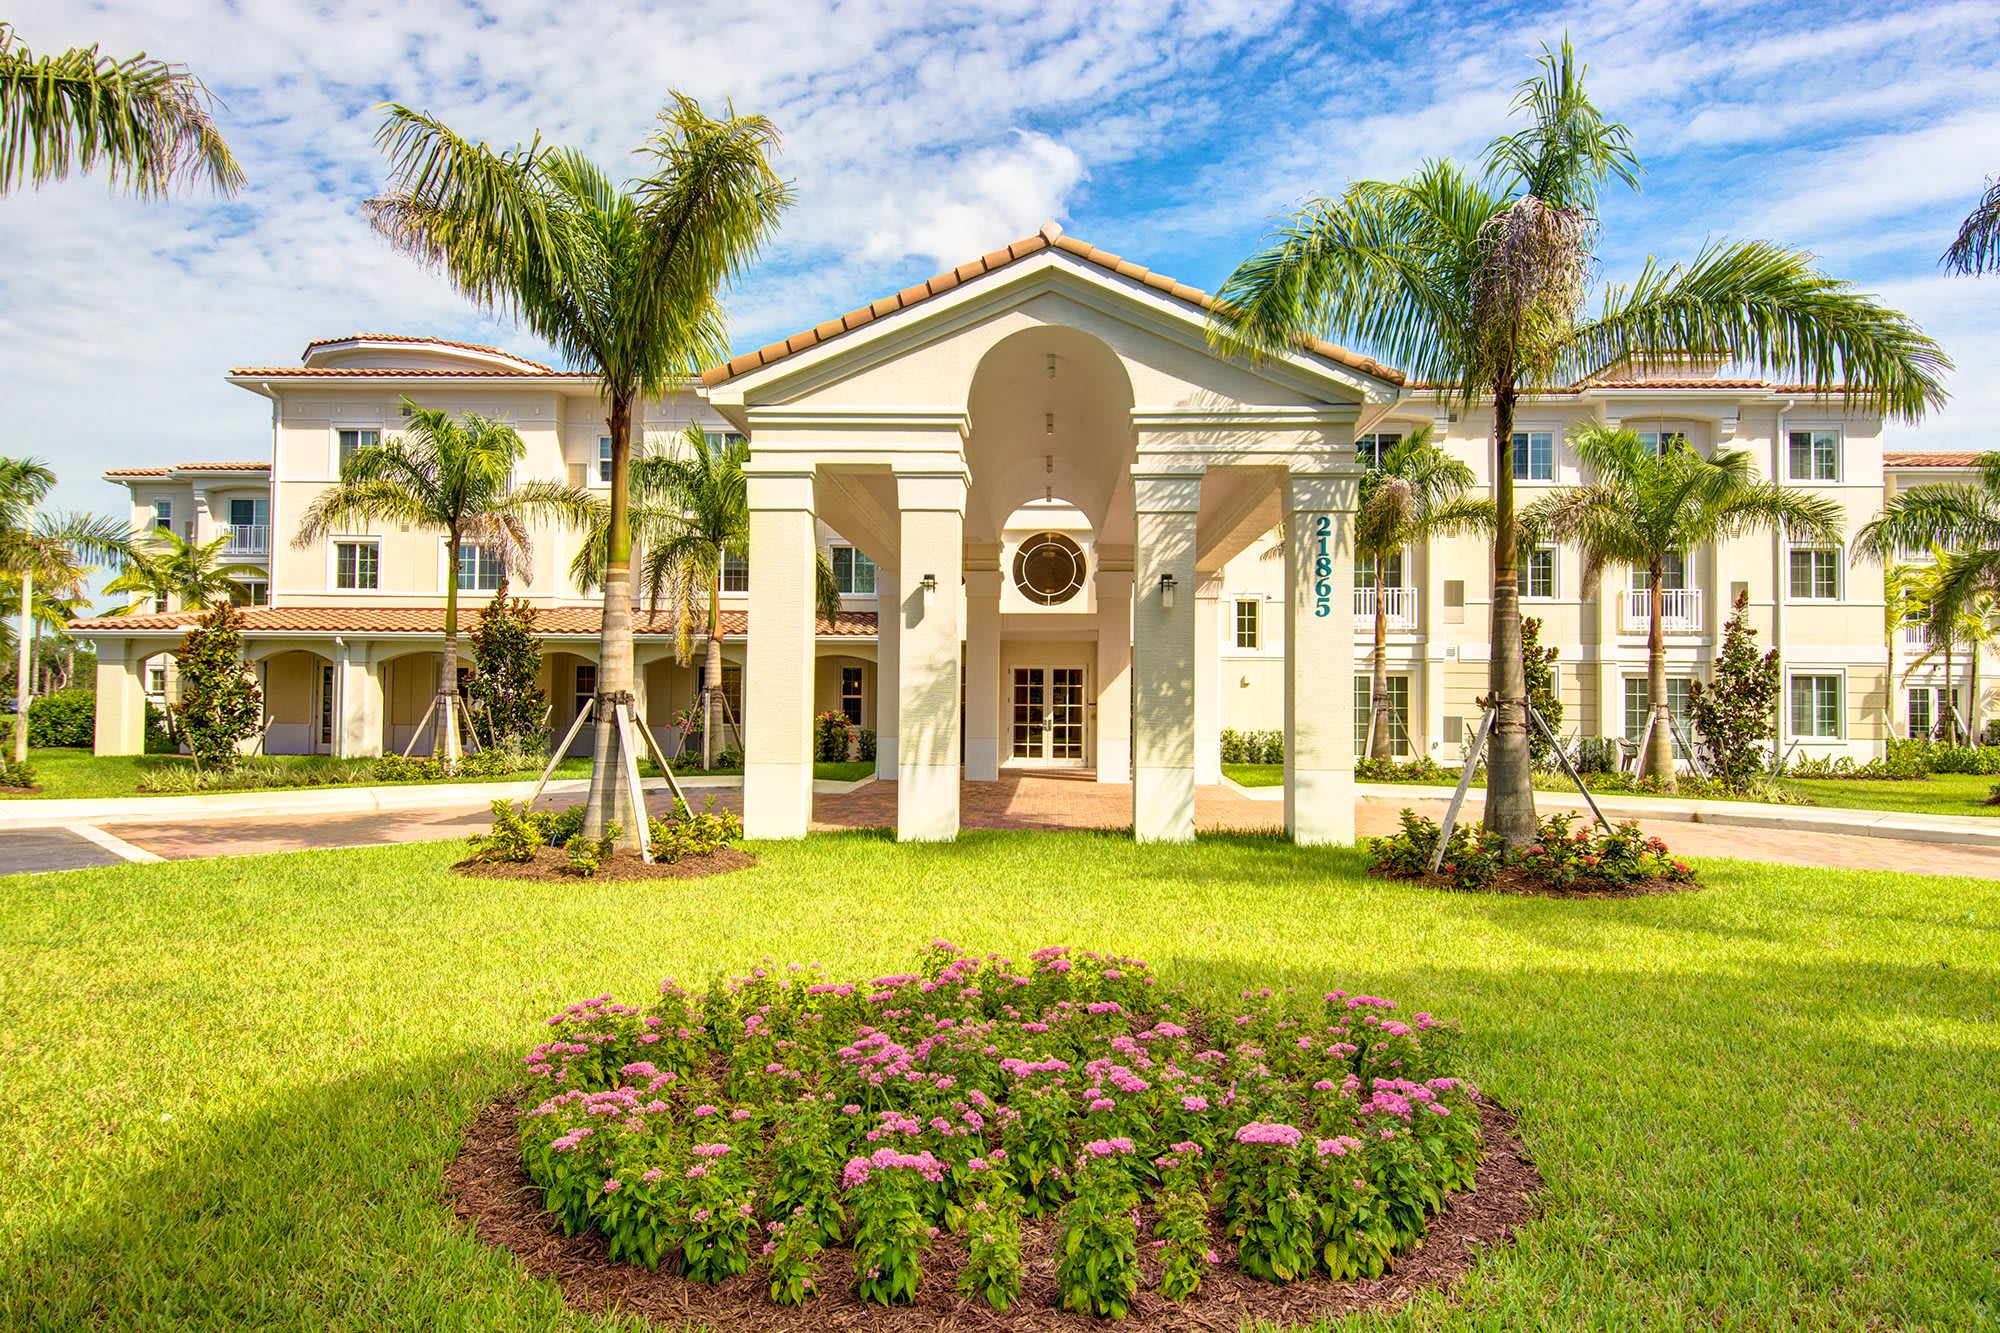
[
  {"x1": 1094, "y1": 567, "x2": 1133, "y2": 783},
  {"x1": 874, "y1": 565, "x2": 900, "y2": 780},
  {"x1": 1194, "y1": 570, "x2": 1224, "y2": 785},
  {"x1": 1284, "y1": 470, "x2": 1358, "y2": 845},
  {"x1": 1132, "y1": 472, "x2": 1202, "y2": 842},
  {"x1": 743, "y1": 470, "x2": 818, "y2": 839},
  {"x1": 964, "y1": 569, "x2": 1002, "y2": 781},
  {"x1": 92, "y1": 642, "x2": 147, "y2": 756},
  {"x1": 336, "y1": 643, "x2": 384, "y2": 758},
  {"x1": 896, "y1": 469, "x2": 967, "y2": 841}
]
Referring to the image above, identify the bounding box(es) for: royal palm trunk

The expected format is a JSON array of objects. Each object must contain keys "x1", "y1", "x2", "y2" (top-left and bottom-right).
[
  {"x1": 1642, "y1": 564, "x2": 1675, "y2": 786},
  {"x1": 1369, "y1": 562, "x2": 1392, "y2": 760},
  {"x1": 584, "y1": 394, "x2": 642, "y2": 849},
  {"x1": 13, "y1": 570, "x2": 30, "y2": 765},
  {"x1": 702, "y1": 572, "x2": 724, "y2": 771},
  {"x1": 438, "y1": 529, "x2": 461, "y2": 762},
  {"x1": 1483, "y1": 383, "x2": 1536, "y2": 846}
]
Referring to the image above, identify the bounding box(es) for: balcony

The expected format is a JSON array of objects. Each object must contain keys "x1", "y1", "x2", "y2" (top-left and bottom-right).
[
  {"x1": 224, "y1": 524, "x2": 270, "y2": 556},
  {"x1": 1622, "y1": 587, "x2": 1703, "y2": 634},
  {"x1": 1353, "y1": 585, "x2": 1418, "y2": 631},
  {"x1": 1902, "y1": 622, "x2": 1936, "y2": 651}
]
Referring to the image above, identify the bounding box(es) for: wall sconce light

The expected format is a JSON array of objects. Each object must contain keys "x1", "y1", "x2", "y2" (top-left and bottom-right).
[
  {"x1": 1045, "y1": 412, "x2": 1054, "y2": 435},
  {"x1": 1159, "y1": 572, "x2": 1177, "y2": 609},
  {"x1": 1046, "y1": 353, "x2": 1057, "y2": 380},
  {"x1": 921, "y1": 573, "x2": 938, "y2": 596}
]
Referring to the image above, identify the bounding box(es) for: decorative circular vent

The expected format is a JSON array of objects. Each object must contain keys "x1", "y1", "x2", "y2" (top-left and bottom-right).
[{"x1": 1013, "y1": 532, "x2": 1087, "y2": 606}]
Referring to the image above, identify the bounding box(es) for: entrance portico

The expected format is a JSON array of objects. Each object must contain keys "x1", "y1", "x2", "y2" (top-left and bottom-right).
[{"x1": 706, "y1": 223, "x2": 1400, "y2": 844}]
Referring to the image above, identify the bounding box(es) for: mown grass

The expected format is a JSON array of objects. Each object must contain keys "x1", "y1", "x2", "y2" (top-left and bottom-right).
[
  {"x1": 2, "y1": 833, "x2": 1995, "y2": 1330},
  {"x1": 1, "y1": 748, "x2": 866, "y2": 800}
]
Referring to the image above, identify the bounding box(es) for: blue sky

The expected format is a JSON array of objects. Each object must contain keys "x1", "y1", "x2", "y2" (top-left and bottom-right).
[{"x1": 4, "y1": 0, "x2": 1998, "y2": 528}]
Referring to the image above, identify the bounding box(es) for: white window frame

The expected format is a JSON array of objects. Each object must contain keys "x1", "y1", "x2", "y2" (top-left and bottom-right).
[
  {"x1": 1355, "y1": 431, "x2": 1402, "y2": 470},
  {"x1": 332, "y1": 538, "x2": 381, "y2": 591},
  {"x1": 1354, "y1": 549, "x2": 1406, "y2": 589},
  {"x1": 1511, "y1": 429, "x2": 1556, "y2": 482},
  {"x1": 720, "y1": 550, "x2": 749, "y2": 594},
  {"x1": 830, "y1": 545, "x2": 876, "y2": 595},
  {"x1": 1624, "y1": 676, "x2": 1694, "y2": 741},
  {"x1": 331, "y1": 425, "x2": 382, "y2": 478},
  {"x1": 839, "y1": 665, "x2": 864, "y2": 726},
  {"x1": 148, "y1": 665, "x2": 167, "y2": 695},
  {"x1": 1787, "y1": 428, "x2": 1841, "y2": 483},
  {"x1": 454, "y1": 543, "x2": 506, "y2": 593},
  {"x1": 1787, "y1": 546, "x2": 1843, "y2": 601},
  {"x1": 597, "y1": 435, "x2": 614, "y2": 486},
  {"x1": 152, "y1": 498, "x2": 173, "y2": 530},
  {"x1": 1233, "y1": 597, "x2": 1262, "y2": 650},
  {"x1": 1519, "y1": 546, "x2": 1557, "y2": 600},
  {"x1": 1633, "y1": 427, "x2": 1689, "y2": 457},
  {"x1": 1789, "y1": 671, "x2": 1845, "y2": 740},
  {"x1": 1352, "y1": 674, "x2": 1412, "y2": 756}
]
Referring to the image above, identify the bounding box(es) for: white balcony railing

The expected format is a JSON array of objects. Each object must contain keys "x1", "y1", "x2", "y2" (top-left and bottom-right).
[
  {"x1": 1353, "y1": 585, "x2": 1418, "y2": 630},
  {"x1": 1902, "y1": 623, "x2": 1936, "y2": 651},
  {"x1": 1623, "y1": 587, "x2": 1703, "y2": 634},
  {"x1": 224, "y1": 524, "x2": 270, "y2": 556}
]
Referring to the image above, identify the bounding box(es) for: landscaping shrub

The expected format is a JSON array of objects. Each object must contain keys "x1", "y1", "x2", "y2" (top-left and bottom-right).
[
  {"x1": 1520, "y1": 616, "x2": 1562, "y2": 770},
  {"x1": 0, "y1": 757, "x2": 37, "y2": 790},
  {"x1": 466, "y1": 800, "x2": 586, "y2": 862},
  {"x1": 813, "y1": 710, "x2": 852, "y2": 763},
  {"x1": 1355, "y1": 755, "x2": 1449, "y2": 782},
  {"x1": 26, "y1": 688, "x2": 94, "y2": 748},
  {"x1": 173, "y1": 601, "x2": 263, "y2": 768},
  {"x1": 1368, "y1": 809, "x2": 1698, "y2": 893},
  {"x1": 646, "y1": 800, "x2": 743, "y2": 863},
  {"x1": 564, "y1": 825, "x2": 620, "y2": 878},
  {"x1": 135, "y1": 758, "x2": 379, "y2": 794},
  {"x1": 372, "y1": 743, "x2": 540, "y2": 784},
  {"x1": 465, "y1": 585, "x2": 549, "y2": 751},
  {"x1": 1781, "y1": 741, "x2": 1994, "y2": 781},
  {"x1": 144, "y1": 702, "x2": 174, "y2": 754},
  {"x1": 1220, "y1": 729, "x2": 1284, "y2": 765},
  {"x1": 857, "y1": 728, "x2": 877, "y2": 763},
  {"x1": 516, "y1": 943, "x2": 1482, "y2": 1315},
  {"x1": 1572, "y1": 736, "x2": 1619, "y2": 774},
  {"x1": 1687, "y1": 590, "x2": 1779, "y2": 786}
]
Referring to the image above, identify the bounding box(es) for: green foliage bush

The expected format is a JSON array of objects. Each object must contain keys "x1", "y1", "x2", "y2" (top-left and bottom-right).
[
  {"x1": 1368, "y1": 808, "x2": 1699, "y2": 892},
  {"x1": 1, "y1": 757, "x2": 37, "y2": 790},
  {"x1": 26, "y1": 688, "x2": 94, "y2": 748},
  {"x1": 1687, "y1": 591, "x2": 1780, "y2": 787},
  {"x1": 466, "y1": 800, "x2": 587, "y2": 862},
  {"x1": 1355, "y1": 755, "x2": 1449, "y2": 782},
  {"x1": 465, "y1": 585, "x2": 549, "y2": 751},
  {"x1": 1785, "y1": 740, "x2": 2000, "y2": 781},
  {"x1": 1219, "y1": 729, "x2": 1284, "y2": 765},
  {"x1": 173, "y1": 602, "x2": 263, "y2": 768},
  {"x1": 564, "y1": 825, "x2": 620, "y2": 877},
  {"x1": 1521, "y1": 615, "x2": 1562, "y2": 769},
  {"x1": 857, "y1": 728, "x2": 877, "y2": 763},
  {"x1": 647, "y1": 800, "x2": 744, "y2": 863},
  {"x1": 813, "y1": 711, "x2": 852, "y2": 763},
  {"x1": 371, "y1": 742, "x2": 541, "y2": 784},
  {"x1": 135, "y1": 758, "x2": 380, "y2": 794},
  {"x1": 1572, "y1": 736, "x2": 1620, "y2": 774}
]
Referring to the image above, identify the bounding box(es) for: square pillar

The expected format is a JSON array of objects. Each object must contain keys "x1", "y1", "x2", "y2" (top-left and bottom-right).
[
  {"x1": 336, "y1": 644, "x2": 384, "y2": 758},
  {"x1": 743, "y1": 470, "x2": 818, "y2": 839},
  {"x1": 896, "y1": 470, "x2": 967, "y2": 842},
  {"x1": 964, "y1": 569, "x2": 1002, "y2": 782},
  {"x1": 1094, "y1": 567, "x2": 1133, "y2": 783},
  {"x1": 1283, "y1": 470, "x2": 1358, "y2": 844},
  {"x1": 874, "y1": 565, "x2": 899, "y2": 779},
  {"x1": 1132, "y1": 472, "x2": 1203, "y2": 842},
  {"x1": 1194, "y1": 570, "x2": 1224, "y2": 786},
  {"x1": 92, "y1": 642, "x2": 148, "y2": 756}
]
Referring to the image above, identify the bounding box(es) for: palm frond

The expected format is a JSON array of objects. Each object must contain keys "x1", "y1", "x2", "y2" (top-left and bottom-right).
[{"x1": 1942, "y1": 176, "x2": 2000, "y2": 277}]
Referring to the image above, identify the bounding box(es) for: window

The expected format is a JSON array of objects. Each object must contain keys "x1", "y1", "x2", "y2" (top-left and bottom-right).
[
  {"x1": 152, "y1": 499, "x2": 172, "y2": 531},
  {"x1": 1512, "y1": 430, "x2": 1555, "y2": 481},
  {"x1": 574, "y1": 663, "x2": 597, "y2": 723},
  {"x1": 1356, "y1": 432, "x2": 1401, "y2": 470},
  {"x1": 720, "y1": 551, "x2": 749, "y2": 593},
  {"x1": 1908, "y1": 686, "x2": 1960, "y2": 741},
  {"x1": 1633, "y1": 551, "x2": 1688, "y2": 591},
  {"x1": 1788, "y1": 548, "x2": 1841, "y2": 600},
  {"x1": 152, "y1": 594, "x2": 168, "y2": 613},
  {"x1": 1788, "y1": 429, "x2": 1839, "y2": 481},
  {"x1": 1634, "y1": 429, "x2": 1688, "y2": 456},
  {"x1": 1354, "y1": 551, "x2": 1404, "y2": 588},
  {"x1": 1625, "y1": 677, "x2": 1692, "y2": 741},
  {"x1": 1353, "y1": 674, "x2": 1411, "y2": 756},
  {"x1": 597, "y1": 436, "x2": 613, "y2": 484},
  {"x1": 148, "y1": 666, "x2": 167, "y2": 694},
  {"x1": 228, "y1": 497, "x2": 267, "y2": 527},
  {"x1": 1519, "y1": 546, "x2": 1556, "y2": 598},
  {"x1": 840, "y1": 666, "x2": 864, "y2": 726},
  {"x1": 720, "y1": 663, "x2": 745, "y2": 729},
  {"x1": 335, "y1": 541, "x2": 379, "y2": 590},
  {"x1": 319, "y1": 663, "x2": 334, "y2": 747},
  {"x1": 831, "y1": 545, "x2": 877, "y2": 595},
  {"x1": 456, "y1": 545, "x2": 505, "y2": 592},
  {"x1": 229, "y1": 578, "x2": 269, "y2": 607},
  {"x1": 1234, "y1": 599, "x2": 1261, "y2": 650},
  {"x1": 1791, "y1": 674, "x2": 1842, "y2": 738},
  {"x1": 702, "y1": 430, "x2": 748, "y2": 452},
  {"x1": 337, "y1": 428, "x2": 380, "y2": 473},
  {"x1": 1013, "y1": 532, "x2": 1087, "y2": 606}
]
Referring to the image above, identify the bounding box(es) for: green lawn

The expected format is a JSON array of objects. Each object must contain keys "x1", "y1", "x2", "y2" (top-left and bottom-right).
[
  {"x1": 1224, "y1": 762, "x2": 1285, "y2": 787},
  {"x1": 2, "y1": 833, "x2": 1994, "y2": 1329},
  {"x1": 1, "y1": 748, "x2": 869, "y2": 799}
]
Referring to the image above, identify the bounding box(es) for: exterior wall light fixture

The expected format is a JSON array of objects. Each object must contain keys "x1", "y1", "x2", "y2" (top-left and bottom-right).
[
  {"x1": 921, "y1": 573, "x2": 938, "y2": 595},
  {"x1": 1159, "y1": 572, "x2": 1177, "y2": 609}
]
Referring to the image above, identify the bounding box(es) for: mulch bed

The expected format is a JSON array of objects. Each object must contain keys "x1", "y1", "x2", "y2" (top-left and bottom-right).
[
  {"x1": 444, "y1": 1094, "x2": 1541, "y2": 1331},
  {"x1": 0, "y1": 785, "x2": 42, "y2": 796},
  {"x1": 452, "y1": 847, "x2": 756, "y2": 882},
  {"x1": 1372, "y1": 868, "x2": 1700, "y2": 899}
]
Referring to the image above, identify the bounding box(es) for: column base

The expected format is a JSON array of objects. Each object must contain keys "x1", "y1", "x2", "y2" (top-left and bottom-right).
[
  {"x1": 1133, "y1": 765, "x2": 1194, "y2": 842},
  {"x1": 1095, "y1": 738, "x2": 1130, "y2": 784},
  {"x1": 1194, "y1": 736, "x2": 1222, "y2": 787},
  {"x1": 874, "y1": 733, "x2": 898, "y2": 781},
  {"x1": 964, "y1": 737, "x2": 999, "y2": 782},
  {"x1": 1285, "y1": 765, "x2": 1356, "y2": 845},
  {"x1": 897, "y1": 760, "x2": 960, "y2": 841},
  {"x1": 743, "y1": 761, "x2": 812, "y2": 839}
]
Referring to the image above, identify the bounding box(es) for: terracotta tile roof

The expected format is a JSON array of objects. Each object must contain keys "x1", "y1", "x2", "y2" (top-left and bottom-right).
[
  {"x1": 1885, "y1": 450, "x2": 1985, "y2": 468},
  {"x1": 69, "y1": 604, "x2": 878, "y2": 639},
  {"x1": 701, "y1": 222, "x2": 1405, "y2": 388},
  {"x1": 228, "y1": 366, "x2": 578, "y2": 379},
  {"x1": 104, "y1": 461, "x2": 271, "y2": 478},
  {"x1": 301, "y1": 334, "x2": 554, "y2": 372}
]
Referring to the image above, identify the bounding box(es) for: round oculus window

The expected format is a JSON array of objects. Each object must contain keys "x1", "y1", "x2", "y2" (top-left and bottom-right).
[{"x1": 1013, "y1": 532, "x2": 1087, "y2": 606}]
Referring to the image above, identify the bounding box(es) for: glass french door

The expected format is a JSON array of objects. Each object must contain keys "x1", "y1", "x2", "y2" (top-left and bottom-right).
[{"x1": 1009, "y1": 666, "x2": 1086, "y2": 765}]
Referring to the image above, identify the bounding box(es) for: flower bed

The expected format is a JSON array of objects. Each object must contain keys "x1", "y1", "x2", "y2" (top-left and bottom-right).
[
  {"x1": 1368, "y1": 810, "x2": 1699, "y2": 896},
  {"x1": 506, "y1": 944, "x2": 1490, "y2": 1323}
]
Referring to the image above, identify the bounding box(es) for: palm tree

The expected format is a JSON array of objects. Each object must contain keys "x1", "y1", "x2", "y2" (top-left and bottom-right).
[
  {"x1": 1523, "y1": 425, "x2": 1841, "y2": 787},
  {"x1": 1, "y1": 455, "x2": 136, "y2": 762},
  {"x1": 104, "y1": 527, "x2": 266, "y2": 613},
  {"x1": 0, "y1": 22, "x2": 241, "y2": 197},
  {"x1": 292, "y1": 401, "x2": 595, "y2": 761},
  {"x1": 1944, "y1": 176, "x2": 2000, "y2": 277},
  {"x1": 1884, "y1": 562, "x2": 1929, "y2": 738},
  {"x1": 1354, "y1": 427, "x2": 1492, "y2": 759},
  {"x1": 1211, "y1": 39, "x2": 1947, "y2": 843},
  {"x1": 572, "y1": 424, "x2": 839, "y2": 769},
  {"x1": 366, "y1": 95, "x2": 791, "y2": 844}
]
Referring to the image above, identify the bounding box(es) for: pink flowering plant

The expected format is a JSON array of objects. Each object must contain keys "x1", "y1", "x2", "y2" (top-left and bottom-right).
[
  {"x1": 516, "y1": 943, "x2": 1481, "y2": 1316},
  {"x1": 1370, "y1": 808, "x2": 1699, "y2": 892}
]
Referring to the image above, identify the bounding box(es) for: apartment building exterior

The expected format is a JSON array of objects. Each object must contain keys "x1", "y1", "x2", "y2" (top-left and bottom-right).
[{"x1": 74, "y1": 225, "x2": 1977, "y2": 838}]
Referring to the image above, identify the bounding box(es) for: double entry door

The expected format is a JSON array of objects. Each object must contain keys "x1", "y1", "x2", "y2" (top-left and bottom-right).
[{"x1": 1009, "y1": 666, "x2": 1086, "y2": 765}]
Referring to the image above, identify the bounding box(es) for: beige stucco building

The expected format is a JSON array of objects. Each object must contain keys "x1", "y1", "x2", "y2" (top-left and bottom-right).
[{"x1": 76, "y1": 224, "x2": 1982, "y2": 841}]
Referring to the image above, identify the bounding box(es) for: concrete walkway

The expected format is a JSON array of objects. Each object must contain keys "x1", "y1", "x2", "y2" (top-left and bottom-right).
[{"x1": 4, "y1": 772, "x2": 2000, "y2": 879}]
